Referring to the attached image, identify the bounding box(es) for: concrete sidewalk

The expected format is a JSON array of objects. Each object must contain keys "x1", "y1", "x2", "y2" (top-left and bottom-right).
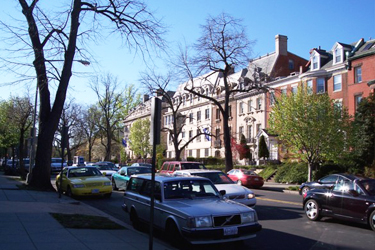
[{"x1": 0, "y1": 172, "x2": 173, "y2": 250}]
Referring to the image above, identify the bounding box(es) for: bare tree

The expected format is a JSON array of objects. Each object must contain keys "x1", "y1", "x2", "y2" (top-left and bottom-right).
[
  {"x1": 0, "y1": 1, "x2": 165, "y2": 189},
  {"x1": 91, "y1": 73, "x2": 125, "y2": 161},
  {"x1": 178, "y1": 13, "x2": 264, "y2": 172},
  {"x1": 81, "y1": 104, "x2": 100, "y2": 163},
  {"x1": 140, "y1": 70, "x2": 206, "y2": 160}
]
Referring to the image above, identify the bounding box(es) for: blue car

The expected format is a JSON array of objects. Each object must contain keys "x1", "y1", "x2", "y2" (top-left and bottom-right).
[{"x1": 111, "y1": 166, "x2": 152, "y2": 190}]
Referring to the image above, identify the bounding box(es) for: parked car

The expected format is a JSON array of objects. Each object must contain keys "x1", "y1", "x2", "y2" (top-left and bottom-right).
[
  {"x1": 122, "y1": 174, "x2": 261, "y2": 245},
  {"x1": 159, "y1": 161, "x2": 206, "y2": 175},
  {"x1": 50, "y1": 158, "x2": 68, "y2": 173},
  {"x1": 303, "y1": 174, "x2": 375, "y2": 231},
  {"x1": 227, "y1": 169, "x2": 264, "y2": 188},
  {"x1": 299, "y1": 173, "x2": 344, "y2": 195},
  {"x1": 131, "y1": 162, "x2": 152, "y2": 168},
  {"x1": 92, "y1": 163, "x2": 119, "y2": 179},
  {"x1": 173, "y1": 169, "x2": 256, "y2": 207},
  {"x1": 55, "y1": 166, "x2": 112, "y2": 198},
  {"x1": 112, "y1": 166, "x2": 152, "y2": 190}
]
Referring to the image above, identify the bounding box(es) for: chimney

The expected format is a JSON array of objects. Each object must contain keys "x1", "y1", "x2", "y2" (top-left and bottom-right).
[
  {"x1": 143, "y1": 94, "x2": 149, "y2": 103},
  {"x1": 275, "y1": 34, "x2": 288, "y2": 56}
]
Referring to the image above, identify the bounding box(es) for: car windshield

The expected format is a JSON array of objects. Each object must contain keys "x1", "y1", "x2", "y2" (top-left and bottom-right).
[
  {"x1": 127, "y1": 167, "x2": 152, "y2": 175},
  {"x1": 52, "y1": 158, "x2": 63, "y2": 163},
  {"x1": 164, "y1": 179, "x2": 219, "y2": 199},
  {"x1": 96, "y1": 165, "x2": 117, "y2": 171},
  {"x1": 193, "y1": 172, "x2": 234, "y2": 184},
  {"x1": 180, "y1": 163, "x2": 206, "y2": 169},
  {"x1": 243, "y1": 170, "x2": 257, "y2": 176},
  {"x1": 360, "y1": 180, "x2": 375, "y2": 196},
  {"x1": 69, "y1": 167, "x2": 102, "y2": 177}
]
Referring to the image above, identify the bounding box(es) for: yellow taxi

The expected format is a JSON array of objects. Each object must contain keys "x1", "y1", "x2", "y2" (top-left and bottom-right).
[{"x1": 56, "y1": 166, "x2": 112, "y2": 198}]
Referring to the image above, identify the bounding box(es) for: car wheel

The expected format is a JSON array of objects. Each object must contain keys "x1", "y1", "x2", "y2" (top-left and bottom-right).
[
  {"x1": 369, "y1": 210, "x2": 375, "y2": 231},
  {"x1": 304, "y1": 199, "x2": 321, "y2": 221},
  {"x1": 302, "y1": 186, "x2": 310, "y2": 195},
  {"x1": 236, "y1": 180, "x2": 242, "y2": 185},
  {"x1": 166, "y1": 220, "x2": 185, "y2": 248},
  {"x1": 66, "y1": 186, "x2": 74, "y2": 198},
  {"x1": 112, "y1": 180, "x2": 118, "y2": 190},
  {"x1": 130, "y1": 208, "x2": 141, "y2": 230}
]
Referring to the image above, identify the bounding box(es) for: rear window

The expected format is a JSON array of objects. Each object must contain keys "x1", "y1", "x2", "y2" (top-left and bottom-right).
[{"x1": 180, "y1": 163, "x2": 206, "y2": 170}]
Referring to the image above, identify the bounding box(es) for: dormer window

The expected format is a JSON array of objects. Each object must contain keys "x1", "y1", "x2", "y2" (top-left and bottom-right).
[
  {"x1": 334, "y1": 47, "x2": 342, "y2": 64},
  {"x1": 312, "y1": 55, "x2": 319, "y2": 70}
]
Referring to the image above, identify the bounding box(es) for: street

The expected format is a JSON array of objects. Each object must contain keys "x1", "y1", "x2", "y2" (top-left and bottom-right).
[{"x1": 76, "y1": 186, "x2": 375, "y2": 249}]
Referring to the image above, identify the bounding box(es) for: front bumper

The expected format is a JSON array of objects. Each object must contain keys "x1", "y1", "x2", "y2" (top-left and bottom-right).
[
  {"x1": 181, "y1": 223, "x2": 262, "y2": 244},
  {"x1": 72, "y1": 186, "x2": 112, "y2": 196}
]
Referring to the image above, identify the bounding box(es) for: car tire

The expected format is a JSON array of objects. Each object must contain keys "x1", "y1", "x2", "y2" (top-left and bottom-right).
[
  {"x1": 112, "y1": 180, "x2": 118, "y2": 190},
  {"x1": 130, "y1": 209, "x2": 141, "y2": 230},
  {"x1": 369, "y1": 210, "x2": 375, "y2": 231},
  {"x1": 304, "y1": 199, "x2": 321, "y2": 221},
  {"x1": 166, "y1": 220, "x2": 185, "y2": 248},
  {"x1": 302, "y1": 186, "x2": 310, "y2": 195},
  {"x1": 237, "y1": 180, "x2": 242, "y2": 185},
  {"x1": 66, "y1": 186, "x2": 74, "y2": 198}
]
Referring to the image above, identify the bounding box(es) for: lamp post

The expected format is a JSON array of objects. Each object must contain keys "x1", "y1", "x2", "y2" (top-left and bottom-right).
[{"x1": 26, "y1": 59, "x2": 90, "y2": 184}]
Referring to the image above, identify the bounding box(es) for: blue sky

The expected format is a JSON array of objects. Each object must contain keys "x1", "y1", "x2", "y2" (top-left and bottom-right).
[{"x1": 0, "y1": 0, "x2": 374, "y2": 105}]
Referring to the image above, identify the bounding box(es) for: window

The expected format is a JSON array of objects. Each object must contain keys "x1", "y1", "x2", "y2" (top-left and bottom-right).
[
  {"x1": 239, "y1": 102, "x2": 244, "y2": 114},
  {"x1": 256, "y1": 98, "x2": 262, "y2": 110},
  {"x1": 248, "y1": 100, "x2": 253, "y2": 112},
  {"x1": 197, "y1": 111, "x2": 201, "y2": 121},
  {"x1": 333, "y1": 75, "x2": 342, "y2": 92},
  {"x1": 291, "y1": 85, "x2": 298, "y2": 95},
  {"x1": 205, "y1": 108, "x2": 210, "y2": 119},
  {"x1": 281, "y1": 88, "x2": 287, "y2": 95},
  {"x1": 355, "y1": 66, "x2": 362, "y2": 83},
  {"x1": 334, "y1": 99, "x2": 343, "y2": 115},
  {"x1": 215, "y1": 128, "x2": 220, "y2": 137},
  {"x1": 182, "y1": 131, "x2": 185, "y2": 138},
  {"x1": 256, "y1": 124, "x2": 261, "y2": 134},
  {"x1": 215, "y1": 108, "x2": 220, "y2": 120},
  {"x1": 288, "y1": 59, "x2": 294, "y2": 70},
  {"x1": 228, "y1": 105, "x2": 232, "y2": 117},
  {"x1": 247, "y1": 125, "x2": 252, "y2": 140},
  {"x1": 317, "y1": 78, "x2": 325, "y2": 93},
  {"x1": 270, "y1": 91, "x2": 275, "y2": 105},
  {"x1": 183, "y1": 96, "x2": 186, "y2": 106},
  {"x1": 190, "y1": 94, "x2": 193, "y2": 104},
  {"x1": 239, "y1": 126, "x2": 244, "y2": 137},
  {"x1": 189, "y1": 113, "x2": 193, "y2": 123},
  {"x1": 355, "y1": 94, "x2": 362, "y2": 111},
  {"x1": 306, "y1": 80, "x2": 313, "y2": 94},
  {"x1": 189, "y1": 130, "x2": 193, "y2": 139},
  {"x1": 196, "y1": 129, "x2": 201, "y2": 142},
  {"x1": 189, "y1": 150, "x2": 193, "y2": 157},
  {"x1": 334, "y1": 47, "x2": 342, "y2": 63},
  {"x1": 312, "y1": 55, "x2": 318, "y2": 70},
  {"x1": 205, "y1": 148, "x2": 209, "y2": 157}
]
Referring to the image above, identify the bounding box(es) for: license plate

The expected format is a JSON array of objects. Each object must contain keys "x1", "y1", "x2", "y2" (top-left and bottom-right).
[
  {"x1": 91, "y1": 189, "x2": 99, "y2": 193},
  {"x1": 254, "y1": 178, "x2": 259, "y2": 181},
  {"x1": 224, "y1": 226, "x2": 238, "y2": 236}
]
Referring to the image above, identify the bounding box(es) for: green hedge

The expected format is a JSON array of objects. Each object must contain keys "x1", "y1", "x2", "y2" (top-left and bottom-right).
[
  {"x1": 258, "y1": 165, "x2": 278, "y2": 180},
  {"x1": 274, "y1": 162, "x2": 308, "y2": 184}
]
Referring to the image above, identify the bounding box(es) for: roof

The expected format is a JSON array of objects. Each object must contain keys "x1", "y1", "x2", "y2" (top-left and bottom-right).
[
  {"x1": 131, "y1": 173, "x2": 209, "y2": 182},
  {"x1": 246, "y1": 52, "x2": 277, "y2": 81},
  {"x1": 349, "y1": 39, "x2": 375, "y2": 60},
  {"x1": 174, "y1": 169, "x2": 221, "y2": 174}
]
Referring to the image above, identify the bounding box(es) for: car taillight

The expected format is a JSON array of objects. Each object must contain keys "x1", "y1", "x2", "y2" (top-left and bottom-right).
[{"x1": 303, "y1": 193, "x2": 307, "y2": 199}]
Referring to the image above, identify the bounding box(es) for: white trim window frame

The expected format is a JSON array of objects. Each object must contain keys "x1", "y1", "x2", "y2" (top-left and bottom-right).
[
  {"x1": 333, "y1": 74, "x2": 342, "y2": 92},
  {"x1": 334, "y1": 47, "x2": 343, "y2": 64},
  {"x1": 355, "y1": 66, "x2": 362, "y2": 83}
]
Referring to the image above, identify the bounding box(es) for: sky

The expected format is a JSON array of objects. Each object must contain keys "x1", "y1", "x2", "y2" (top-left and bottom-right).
[{"x1": 0, "y1": 0, "x2": 374, "y2": 106}]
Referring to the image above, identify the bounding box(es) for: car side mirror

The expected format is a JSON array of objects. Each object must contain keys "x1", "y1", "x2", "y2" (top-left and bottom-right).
[
  {"x1": 120, "y1": 172, "x2": 125, "y2": 176},
  {"x1": 102, "y1": 172, "x2": 106, "y2": 176},
  {"x1": 219, "y1": 190, "x2": 226, "y2": 196},
  {"x1": 348, "y1": 189, "x2": 359, "y2": 197}
]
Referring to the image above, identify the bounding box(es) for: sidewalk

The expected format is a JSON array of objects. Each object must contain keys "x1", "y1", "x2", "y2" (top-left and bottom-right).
[
  {"x1": 0, "y1": 172, "x2": 174, "y2": 250},
  {"x1": 262, "y1": 181, "x2": 300, "y2": 195}
]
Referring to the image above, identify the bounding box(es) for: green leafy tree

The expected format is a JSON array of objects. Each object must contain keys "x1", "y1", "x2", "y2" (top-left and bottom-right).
[
  {"x1": 0, "y1": 1, "x2": 165, "y2": 190},
  {"x1": 0, "y1": 100, "x2": 19, "y2": 162},
  {"x1": 350, "y1": 93, "x2": 375, "y2": 169},
  {"x1": 258, "y1": 135, "x2": 269, "y2": 164},
  {"x1": 129, "y1": 119, "x2": 151, "y2": 160},
  {"x1": 269, "y1": 86, "x2": 351, "y2": 181}
]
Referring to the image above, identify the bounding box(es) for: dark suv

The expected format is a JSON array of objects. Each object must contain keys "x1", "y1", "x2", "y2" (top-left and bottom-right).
[{"x1": 159, "y1": 161, "x2": 206, "y2": 175}]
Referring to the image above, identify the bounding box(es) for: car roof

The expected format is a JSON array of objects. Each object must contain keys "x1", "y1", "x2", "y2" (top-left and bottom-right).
[
  {"x1": 163, "y1": 161, "x2": 203, "y2": 164},
  {"x1": 174, "y1": 169, "x2": 221, "y2": 174},
  {"x1": 132, "y1": 173, "x2": 208, "y2": 182}
]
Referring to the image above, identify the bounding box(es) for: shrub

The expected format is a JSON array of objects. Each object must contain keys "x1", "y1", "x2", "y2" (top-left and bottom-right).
[
  {"x1": 274, "y1": 163, "x2": 308, "y2": 184},
  {"x1": 258, "y1": 165, "x2": 278, "y2": 180}
]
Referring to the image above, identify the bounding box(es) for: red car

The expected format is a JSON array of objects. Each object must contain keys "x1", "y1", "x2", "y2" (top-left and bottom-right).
[{"x1": 227, "y1": 169, "x2": 264, "y2": 188}]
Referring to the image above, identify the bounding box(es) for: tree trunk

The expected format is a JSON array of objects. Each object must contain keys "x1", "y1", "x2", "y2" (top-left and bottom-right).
[
  {"x1": 307, "y1": 162, "x2": 312, "y2": 182},
  {"x1": 223, "y1": 110, "x2": 234, "y2": 172}
]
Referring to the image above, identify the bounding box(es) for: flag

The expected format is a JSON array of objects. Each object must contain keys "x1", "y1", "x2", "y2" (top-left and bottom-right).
[
  {"x1": 203, "y1": 128, "x2": 211, "y2": 141},
  {"x1": 122, "y1": 138, "x2": 127, "y2": 147}
]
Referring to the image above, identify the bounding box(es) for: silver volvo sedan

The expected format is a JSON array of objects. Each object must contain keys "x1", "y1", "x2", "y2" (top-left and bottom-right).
[{"x1": 122, "y1": 174, "x2": 261, "y2": 246}]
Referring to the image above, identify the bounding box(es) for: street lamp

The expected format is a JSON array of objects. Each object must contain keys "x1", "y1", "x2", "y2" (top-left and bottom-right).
[{"x1": 26, "y1": 59, "x2": 90, "y2": 184}]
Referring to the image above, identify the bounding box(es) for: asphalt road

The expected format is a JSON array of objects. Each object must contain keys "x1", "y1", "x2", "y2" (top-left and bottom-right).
[{"x1": 77, "y1": 187, "x2": 375, "y2": 250}]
